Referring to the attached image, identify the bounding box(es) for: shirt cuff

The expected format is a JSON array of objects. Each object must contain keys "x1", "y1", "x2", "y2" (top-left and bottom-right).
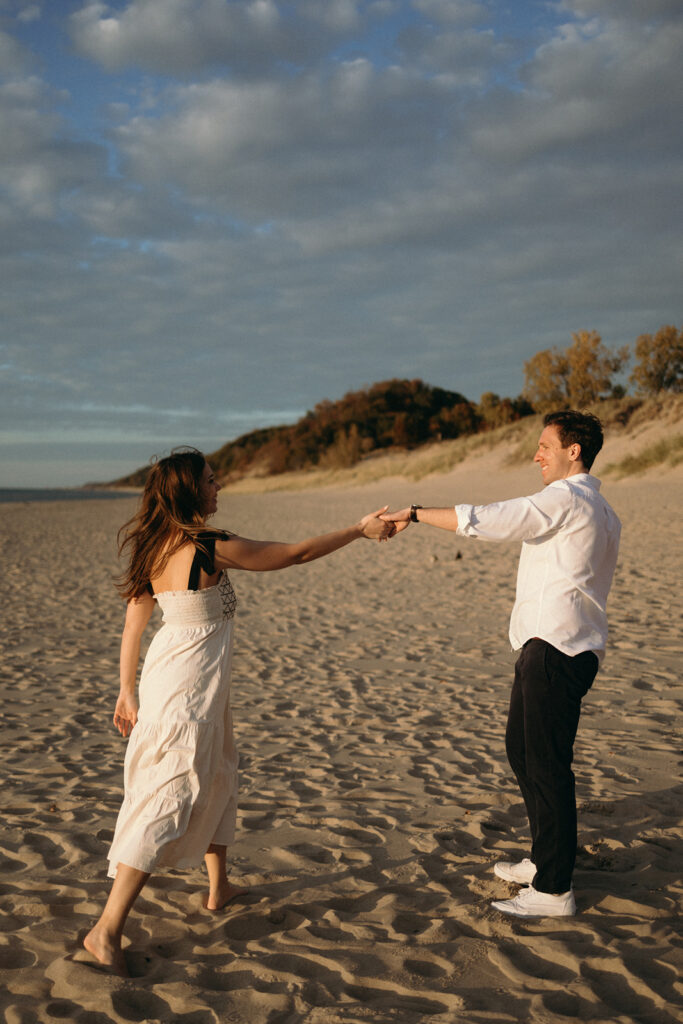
[{"x1": 454, "y1": 503, "x2": 475, "y2": 536}]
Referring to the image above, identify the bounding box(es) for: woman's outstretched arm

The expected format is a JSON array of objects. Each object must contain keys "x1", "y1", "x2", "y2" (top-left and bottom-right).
[
  {"x1": 114, "y1": 591, "x2": 155, "y2": 737},
  {"x1": 213, "y1": 506, "x2": 394, "y2": 572}
]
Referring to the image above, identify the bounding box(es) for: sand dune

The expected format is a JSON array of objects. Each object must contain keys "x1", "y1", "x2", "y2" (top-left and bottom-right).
[{"x1": 1, "y1": 451, "x2": 681, "y2": 1023}]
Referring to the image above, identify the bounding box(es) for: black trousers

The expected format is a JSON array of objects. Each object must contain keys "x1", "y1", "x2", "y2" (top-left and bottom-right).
[{"x1": 506, "y1": 638, "x2": 599, "y2": 894}]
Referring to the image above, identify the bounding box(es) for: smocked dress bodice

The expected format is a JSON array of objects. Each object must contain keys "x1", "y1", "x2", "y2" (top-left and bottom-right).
[
  {"x1": 155, "y1": 572, "x2": 238, "y2": 626},
  {"x1": 152, "y1": 531, "x2": 238, "y2": 626}
]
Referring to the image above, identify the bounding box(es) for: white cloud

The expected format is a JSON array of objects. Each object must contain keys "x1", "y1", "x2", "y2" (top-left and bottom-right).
[
  {"x1": 297, "y1": 0, "x2": 361, "y2": 32},
  {"x1": 0, "y1": 75, "x2": 103, "y2": 219},
  {"x1": 471, "y1": 9, "x2": 683, "y2": 160},
  {"x1": 558, "y1": 0, "x2": 683, "y2": 24},
  {"x1": 16, "y1": 3, "x2": 41, "y2": 23},
  {"x1": 69, "y1": 0, "x2": 363, "y2": 73},
  {"x1": 411, "y1": 0, "x2": 488, "y2": 27},
  {"x1": 398, "y1": 24, "x2": 500, "y2": 86},
  {"x1": 0, "y1": 26, "x2": 33, "y2": 73},
  {"x1": 114, "y1": 61, "x2": 449, "y2": 219},
  {"x1": 63, "y1": 181, "x2": 191, "y2": 238}
]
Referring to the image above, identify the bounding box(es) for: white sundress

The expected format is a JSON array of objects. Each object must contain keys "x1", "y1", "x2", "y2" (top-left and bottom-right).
[{"x1": 107, "y1": 558, "x2": 239, "y2": 879}]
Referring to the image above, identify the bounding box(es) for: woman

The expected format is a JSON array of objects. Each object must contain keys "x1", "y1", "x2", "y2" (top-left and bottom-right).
[{"x1": 84, "y1": 448, "x2": 392, "y2": 974}]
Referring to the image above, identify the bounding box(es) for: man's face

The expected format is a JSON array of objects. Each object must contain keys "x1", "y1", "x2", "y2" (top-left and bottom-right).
[{"x1": 534, "y1": 425, "x2": 580, "y2": 484}]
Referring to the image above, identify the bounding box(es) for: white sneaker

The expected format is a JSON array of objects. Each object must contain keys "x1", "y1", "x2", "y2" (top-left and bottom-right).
[
  {"x1": 491, "y1": 885, "x2": 576, "y2": 918},
  {"x1": 493, "y1": 857, "x2": 537, "y2": 884}
]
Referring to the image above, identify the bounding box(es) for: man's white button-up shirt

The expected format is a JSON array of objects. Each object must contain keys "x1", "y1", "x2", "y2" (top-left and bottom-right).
[{"x1": 455, "y1": 474, "x2": 621, "y2": 659}]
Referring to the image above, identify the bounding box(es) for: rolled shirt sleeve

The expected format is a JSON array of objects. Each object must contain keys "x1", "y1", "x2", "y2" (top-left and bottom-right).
[{"x1": 455, "y1": 485, "x2": 573, "y2": 543}]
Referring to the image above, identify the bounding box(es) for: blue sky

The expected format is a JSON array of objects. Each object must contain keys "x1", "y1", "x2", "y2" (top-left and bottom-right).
[{"x1": 1, "y1": 0, "x2": 681, "y2": 487}]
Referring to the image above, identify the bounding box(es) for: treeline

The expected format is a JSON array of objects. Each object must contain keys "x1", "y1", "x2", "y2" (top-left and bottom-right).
[
  {"x1": 111, "y1": 324, "x2": 681, "y2": 486},
  {"x1": 208, "y1": 378, "x2": 532, "y2": 480}
]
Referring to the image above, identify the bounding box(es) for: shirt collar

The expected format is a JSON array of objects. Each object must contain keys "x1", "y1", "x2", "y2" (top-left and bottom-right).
[
  {"x1": 565, "y1": 472, "x2": 601, "y2": 492},
  {"x1": 546, "y1": 472, "x2": 601, "y2": 492}
]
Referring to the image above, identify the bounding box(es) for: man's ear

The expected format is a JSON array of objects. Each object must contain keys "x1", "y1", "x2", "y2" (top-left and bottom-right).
[{"x1": 569, "y1": 443, "x2": 582, "y2": 464}]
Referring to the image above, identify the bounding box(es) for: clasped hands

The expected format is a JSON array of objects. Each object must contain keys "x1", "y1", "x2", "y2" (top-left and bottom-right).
[{"x1": 359, "y1": 506, "x2": 415, "y2": 542}]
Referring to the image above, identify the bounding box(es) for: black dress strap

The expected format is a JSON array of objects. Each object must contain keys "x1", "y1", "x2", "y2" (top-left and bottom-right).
[{"x1": 187, "y1": 530, "x2": 230, "y2": 591}]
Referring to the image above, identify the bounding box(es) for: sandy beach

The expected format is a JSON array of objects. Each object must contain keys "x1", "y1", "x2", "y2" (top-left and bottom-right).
[{"x1": 1, "y1": 446, "x2": 681, "y2": 1023}]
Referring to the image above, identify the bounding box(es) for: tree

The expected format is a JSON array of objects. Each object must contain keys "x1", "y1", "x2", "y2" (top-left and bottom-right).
[
  {"x1": 565, "y1": 330, "x2": 628, "y2": 407},
  {"x1": 320, "y1": 424, "x2": 363, "y2": 468},
  {"x1": 523, "y1": 331, "x2": 627, "y2": 412},
  {"x1": 522, "y1": 348, "x2": 569, "y2": 412},
  {"x1": 630, "y1": 325, "x2": 683, "y2": 395},
  {"x1": 478, "y1": 391, "x2": 533, "y2": 429},
  {"x1": 430, "y1": 402, "x2": 480, "y2": 439}
]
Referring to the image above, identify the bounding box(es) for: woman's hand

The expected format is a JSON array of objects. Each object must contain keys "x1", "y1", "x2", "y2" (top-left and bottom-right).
[
  {"x1": 113, "y1": 692, "x2": 139, "y2": 737},
  {"x1": 359, "y1": 506, "x2": 396, "y2": 541},
  {"x1": 380, "y1": 507, "x2": 412, "y2": 534}
]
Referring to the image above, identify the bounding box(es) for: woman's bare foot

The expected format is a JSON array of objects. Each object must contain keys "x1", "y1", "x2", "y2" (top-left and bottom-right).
[
  {"x1": 203, "y1": 881, "x2": 247, "y2": 912},
  {"x1": 83, "y1": 924, "x2": 129, "y2": 977}
]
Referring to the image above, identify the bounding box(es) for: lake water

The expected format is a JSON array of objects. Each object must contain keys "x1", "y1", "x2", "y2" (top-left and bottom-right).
[{"x1": 0, "y1": 489, "x2": 137, "y2": 504}]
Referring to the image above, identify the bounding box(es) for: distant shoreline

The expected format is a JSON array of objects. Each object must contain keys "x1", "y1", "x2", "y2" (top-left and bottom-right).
[{"x1": 0, "y1": 487, "x2": 139, "y2": 504}]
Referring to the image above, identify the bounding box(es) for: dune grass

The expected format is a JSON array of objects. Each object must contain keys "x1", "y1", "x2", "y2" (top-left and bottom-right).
[
  {"x1": 223, "y1": 418, "x2": 538, "y2": 493},
  {"x1": 604, "y1": 433, "x2": 683, "y2": 478}
]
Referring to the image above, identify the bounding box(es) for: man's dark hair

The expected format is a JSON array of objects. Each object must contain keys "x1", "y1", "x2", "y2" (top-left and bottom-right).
[{"x1": 543, "y1": 410, "x2": 603, "y2": 470}]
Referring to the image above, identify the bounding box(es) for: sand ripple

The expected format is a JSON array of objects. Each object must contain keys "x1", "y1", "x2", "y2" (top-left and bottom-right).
[{"x1": 1, "y1": 473, "x2": 681, "y2": 1022}]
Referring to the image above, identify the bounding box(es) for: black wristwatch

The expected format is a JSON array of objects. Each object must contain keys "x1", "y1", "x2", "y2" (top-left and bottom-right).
[{"x1": 410, "y1": 504, "x2": 423, "y2": 523}]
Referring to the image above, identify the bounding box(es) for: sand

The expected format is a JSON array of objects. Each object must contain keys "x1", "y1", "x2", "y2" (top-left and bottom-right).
[{"x1": 0, "y1": 449, "x2": 681, "y2": 1024}]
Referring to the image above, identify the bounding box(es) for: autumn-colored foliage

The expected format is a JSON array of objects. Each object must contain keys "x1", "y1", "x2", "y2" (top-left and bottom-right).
[
  {"x1": 523, "y1": 331, "x2": 628, "y2": 412},
  {"x1": 630, "y1": 325, "x2": 683, "y2": 395},
  {"x1": 208, "y1": 379, "x2": 483, "y2": 479},
  {"x1": 477, "y1": 392, "x2": 533, "y2": 429}
]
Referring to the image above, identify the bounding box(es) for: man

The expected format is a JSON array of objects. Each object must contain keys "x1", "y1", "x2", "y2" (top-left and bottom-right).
[{"x1": 383, "y1": 411, "x2": 621, "y2": 917}]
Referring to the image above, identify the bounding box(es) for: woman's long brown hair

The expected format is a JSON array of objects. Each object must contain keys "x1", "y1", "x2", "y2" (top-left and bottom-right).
[{"x1": 117, "y1": 448, "x2": 213, "y2": 600}]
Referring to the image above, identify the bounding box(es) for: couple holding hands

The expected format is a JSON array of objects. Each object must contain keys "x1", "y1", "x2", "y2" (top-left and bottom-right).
[{"x1": 86, "y1": 410, "x2": 620, "y2": 975}]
